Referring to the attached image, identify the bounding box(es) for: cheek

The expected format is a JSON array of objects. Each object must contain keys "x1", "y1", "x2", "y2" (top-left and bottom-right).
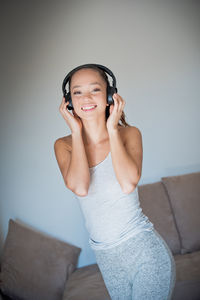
[
  {"x1": 99, "y1": 93, "x2": 107, "y2": 104},
  {"x1": 71, "y1": 98, "x2": 80, "y2": 109}
]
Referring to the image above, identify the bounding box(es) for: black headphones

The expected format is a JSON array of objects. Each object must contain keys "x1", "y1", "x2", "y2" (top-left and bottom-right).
[{"x1": 62, "y1": 63, "x2": 118, "y2": 110}]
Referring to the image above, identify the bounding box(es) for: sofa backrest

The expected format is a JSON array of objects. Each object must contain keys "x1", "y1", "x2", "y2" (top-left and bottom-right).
[
  {"x1": 138, "y1": 171, "x2": 200, "y2": 256},
  {"x1": 161, "y1": 172, "x2": 200, "y2": 254},
  {"x1": 138, "y1": 181, "x2": 181, "y2": 255}
]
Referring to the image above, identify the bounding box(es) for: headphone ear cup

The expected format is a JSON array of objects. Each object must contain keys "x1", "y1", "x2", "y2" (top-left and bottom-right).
[
  {"x1": 107, "y1": 86, "x2": 117, "y2": 105},
  {"x1": 64, "y1": 92, "x2": 74, "y2": 110}
]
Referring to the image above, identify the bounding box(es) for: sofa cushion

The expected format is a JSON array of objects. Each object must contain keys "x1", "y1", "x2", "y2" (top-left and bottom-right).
[
  {"x1": 62, "y1": 263, "x2": 111, "y2": 300},
  {"x1": 162, "y1": 172, "x2": 200, "y2": 254},
  {"x1": 138, "y1": 181, "x2": 181, "y2": 254},
  {"x1": 174, "y1": 250, "x2": 200, "y2": 281},
  {"x1": 0, "y1": 219, "x2": 81, "y2": 300},
  {"x1": 172, "y1": 250, "x2": 200, "y2": 300}
]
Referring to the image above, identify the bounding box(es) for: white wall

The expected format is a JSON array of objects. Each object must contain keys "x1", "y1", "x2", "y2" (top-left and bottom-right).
[{"x1": 0, "y1": 0, "x2": 199, "y2": 267}]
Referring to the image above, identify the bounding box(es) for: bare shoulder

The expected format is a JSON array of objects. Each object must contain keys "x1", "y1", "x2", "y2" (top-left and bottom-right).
[
  {"x1": 118, "y1": 125, "x2": 142, "y2": 144},
  {"x1": 54, "y1": 134, "x2": 72, "y2": 151}
]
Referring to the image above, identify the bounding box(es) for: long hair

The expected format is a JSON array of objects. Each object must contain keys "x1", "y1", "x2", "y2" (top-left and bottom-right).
[{"x1": 68, "y1": 65, "x2": 131, "y2": 127}]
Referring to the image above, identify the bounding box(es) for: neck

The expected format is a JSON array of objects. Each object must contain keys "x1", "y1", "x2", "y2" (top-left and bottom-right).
[{"x1": 81, "y1": 119, "x2": 109, "y2": 146}]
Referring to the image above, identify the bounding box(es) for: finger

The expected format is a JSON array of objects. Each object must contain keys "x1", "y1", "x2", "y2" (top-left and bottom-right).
[
  {"x1": 117, "y1": 100, "x2": 124, "y2": 115},
  {"x1": 62, "y1": 96, "x2": 66, "y2": 105},
  {"x1": 62, "y1": 96, "x2": 69, "y2": 106},
  {"x1": 62, "y1": 102, "x2": 71, "y2": 116},
  {"x1": 64, "y1": 100, "x2": 70, "y2": 110},
  {"x1": 115, "y1": 94, "x2": 125, "y2": 110},
  {"x1": 113, "y1": 96, "x2": 121, "y2": 112},
  {"x1": 115, "y1": 93, "x2": 125, "y2": 104},
  {"x1": 119, "y1": 99, "x2": 125, "y2": 110},
  {"x1": 65, "y1": 101, "x2": 69, "y2": 107},
  {"x1": 113, "y1": 94, "x2": 119, "y2": 105},
  {"x1": 112, "y1": 99, "x2": 118, "y2": 114},
  {"x1": 60, "y1": 97, "x2": 67, "y2": 109},
  {"x1": 115, "y1": 94, "x2": 124, "y2": 103},
  {"x1": 109, "y1": 104, "x2": 114, "y2": 114}
]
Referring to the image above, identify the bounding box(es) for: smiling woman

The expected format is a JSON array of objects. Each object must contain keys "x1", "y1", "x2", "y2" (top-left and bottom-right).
[
  {"x1": 67, "y1": 64, "x2": 131, "y2": 127},
  {"x1": 54, "y1": 63, "x2": 176, "y2": 300}
]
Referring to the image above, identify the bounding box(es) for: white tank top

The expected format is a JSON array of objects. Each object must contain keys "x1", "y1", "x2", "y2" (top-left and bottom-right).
[{"x1": 75, "y1": 151, "x2": 154, "y2": 250}]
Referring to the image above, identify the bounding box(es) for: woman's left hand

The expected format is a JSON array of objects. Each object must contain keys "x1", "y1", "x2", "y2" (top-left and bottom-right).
[{"x1": 106, "y1": 93, "x2": 126, "y2": 132}]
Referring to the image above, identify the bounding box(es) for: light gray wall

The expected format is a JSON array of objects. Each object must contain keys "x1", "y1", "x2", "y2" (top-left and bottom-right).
[{"x1": 0, "y1": 0, "x2": 199, "y2": 267}]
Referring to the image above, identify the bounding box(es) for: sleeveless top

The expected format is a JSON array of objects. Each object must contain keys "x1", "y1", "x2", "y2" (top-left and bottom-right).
[{"x1": 74, "y1": 151, "x2": 154, "y2": 250}]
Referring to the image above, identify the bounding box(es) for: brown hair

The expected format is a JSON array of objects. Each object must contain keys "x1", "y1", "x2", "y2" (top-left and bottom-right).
[{"x1": 68, "y1": 65, "x2": 131, "y2": 127}]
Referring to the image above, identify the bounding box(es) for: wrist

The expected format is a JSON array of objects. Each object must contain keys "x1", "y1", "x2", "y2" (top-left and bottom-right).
[
  {"x1": 71, "y1": 130, "x2": 82, "y2": 138},
  {"x1": 108, "y1": 127, "x2": 119, "y2": 136}
]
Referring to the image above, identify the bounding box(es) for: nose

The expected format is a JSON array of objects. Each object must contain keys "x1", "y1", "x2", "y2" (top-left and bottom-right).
[{"x1": 82, "y1": 92, "x2": 92, "y2": 100}]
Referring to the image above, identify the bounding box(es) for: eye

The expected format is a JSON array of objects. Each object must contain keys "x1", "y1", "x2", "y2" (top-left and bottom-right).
[
  {"x1": 73, "y1": 88, "x2": 100, "y2": 95},
  {"x1": 73, "y1": 91, "x2": 81, "y2": 95}
]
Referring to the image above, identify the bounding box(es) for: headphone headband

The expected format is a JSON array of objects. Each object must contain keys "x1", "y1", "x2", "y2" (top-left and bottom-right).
[{"x1": 62, "y1": 63, "x2": 117, "y2": 95}]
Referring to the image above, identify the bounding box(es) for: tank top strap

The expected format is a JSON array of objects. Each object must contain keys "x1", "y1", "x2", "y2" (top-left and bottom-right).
[{"x1": 89, "y1": 151, "x2": 111, "y2": 171}]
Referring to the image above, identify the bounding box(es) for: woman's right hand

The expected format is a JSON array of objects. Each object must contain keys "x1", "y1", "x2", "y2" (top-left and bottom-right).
[{"x1": 59, "y1": 97, "x2": 83, "y2": 133}]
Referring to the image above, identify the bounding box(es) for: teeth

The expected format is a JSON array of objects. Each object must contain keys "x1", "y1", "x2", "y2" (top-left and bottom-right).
[{"x1": 82, "y1": 105, "x2": 96, "y2": 110}]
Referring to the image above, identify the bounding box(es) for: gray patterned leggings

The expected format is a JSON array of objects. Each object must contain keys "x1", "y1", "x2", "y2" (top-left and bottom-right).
[{"x1": 94, "y1": 229, "x2": 176, "y2": 300}]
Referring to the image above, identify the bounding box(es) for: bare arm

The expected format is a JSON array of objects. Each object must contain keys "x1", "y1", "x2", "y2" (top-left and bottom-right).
[
  {"x1": 108, "y1": 126, "x2": 142, "y2": 194},
  {"x1": 54, "y1": 133, "x2": 90, "y2": 197},
  {"x1": 106, "y1": 93, "x2": 142, "y2": 194},
  {"x1": 66, "y1": 132, "x2": 90, "y2": 196}
]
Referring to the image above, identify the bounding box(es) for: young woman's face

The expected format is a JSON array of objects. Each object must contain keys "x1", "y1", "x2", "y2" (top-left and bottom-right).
[{"x1": 70, "y1": 68, "x2": 108, "y2": 118}]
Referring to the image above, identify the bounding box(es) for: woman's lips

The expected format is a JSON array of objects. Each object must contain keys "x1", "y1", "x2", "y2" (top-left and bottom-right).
[{"x1": 81, "y1": 105, "x2": 97, "y2": 112}]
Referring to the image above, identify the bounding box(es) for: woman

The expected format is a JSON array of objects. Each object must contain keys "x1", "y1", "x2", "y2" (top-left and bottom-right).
[{"x1": 54, "y1": 64, "x2": 176, "y2": 299}]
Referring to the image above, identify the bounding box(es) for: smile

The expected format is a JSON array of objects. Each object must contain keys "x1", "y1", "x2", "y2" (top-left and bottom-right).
[{"x1": 81, "y1": 105, "x2": 97, "y2": 112}]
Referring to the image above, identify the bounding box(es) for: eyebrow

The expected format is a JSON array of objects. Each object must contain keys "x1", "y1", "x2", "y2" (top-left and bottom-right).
[{"x1": 72, "y1": 82, "x2": 102, "y2": 90}]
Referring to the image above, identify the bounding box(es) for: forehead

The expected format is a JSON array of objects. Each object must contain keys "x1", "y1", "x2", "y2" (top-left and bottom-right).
[{"x1": 70, "y1": 68, "x2": 104, "y2": 87}]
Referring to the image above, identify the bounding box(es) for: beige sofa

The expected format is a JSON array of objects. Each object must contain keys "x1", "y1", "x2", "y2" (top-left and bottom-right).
[{"x1": 0, "y1": 171, "x2": 200, "y2": 300}]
